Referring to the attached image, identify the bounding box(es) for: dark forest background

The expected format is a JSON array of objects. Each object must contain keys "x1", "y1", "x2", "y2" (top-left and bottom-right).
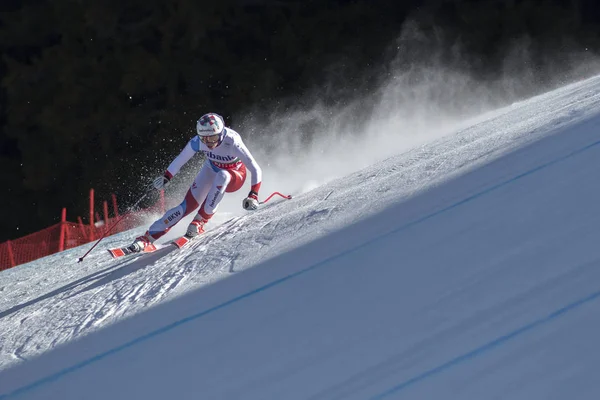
[{"x1": 1, "y1": 0, "x2": 600, "y2": 242}]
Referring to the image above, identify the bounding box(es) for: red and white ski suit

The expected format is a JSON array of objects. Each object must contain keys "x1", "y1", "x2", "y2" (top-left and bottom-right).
[{"x1": 147, "y1": 128, "x2": 262, "y2": 239}]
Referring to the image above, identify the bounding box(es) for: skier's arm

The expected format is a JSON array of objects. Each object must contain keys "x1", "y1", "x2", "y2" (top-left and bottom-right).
[
  {"x1": 164, "y1": 138, "x2": 200, "y2": 179},
  {"x1": 234, "y1": 138, "x2": 262, "y2": 195}
]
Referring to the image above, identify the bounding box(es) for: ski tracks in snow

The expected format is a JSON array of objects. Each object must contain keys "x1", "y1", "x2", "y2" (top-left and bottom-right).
[
  {"x1": 4, "y1": 76, "x2": 600, "y2": 376},
  {"x1": 0, "y1": 239, "x2": 216, "y2": 370}
]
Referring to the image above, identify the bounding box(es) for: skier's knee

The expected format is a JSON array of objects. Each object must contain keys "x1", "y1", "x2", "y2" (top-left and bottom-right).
[{"x1": 214, "y1": 170, "x2": 231, "y2": 187}]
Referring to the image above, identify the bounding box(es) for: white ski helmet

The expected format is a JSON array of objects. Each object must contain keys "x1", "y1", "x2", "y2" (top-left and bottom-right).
[{"x1": 196, "y1": 113, "x2": 225, "y2": 137}]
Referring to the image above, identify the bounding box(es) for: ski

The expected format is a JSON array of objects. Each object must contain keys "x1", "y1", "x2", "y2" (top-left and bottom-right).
[
  {"x1": 171, "y1": 236, "x2": 193, "y2": 249},
  {"x1": 107, "y1": 243, "x2": 158, "y2": 258}
]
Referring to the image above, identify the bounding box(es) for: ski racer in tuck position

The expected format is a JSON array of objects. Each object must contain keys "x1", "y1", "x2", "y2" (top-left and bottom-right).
[{"x1": 129, "y1": 113, "x2": 262, "y2": 252}]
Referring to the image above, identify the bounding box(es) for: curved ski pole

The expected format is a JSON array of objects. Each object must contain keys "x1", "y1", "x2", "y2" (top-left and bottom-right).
[
  {"x1": 260, "y1": 191, "x2": 292, "y2": 205},
  {"x1": 77, "y1": 186, "x2": 153, "y2": 263}
]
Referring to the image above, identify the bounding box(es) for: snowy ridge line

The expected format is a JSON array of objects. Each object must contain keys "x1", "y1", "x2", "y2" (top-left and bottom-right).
[
  {"x1": 369, "y1": 283, "x2": 600, "y2": 399},
  {"x1": 2, "y1": 137, "x2": 600, "y2": 399}
]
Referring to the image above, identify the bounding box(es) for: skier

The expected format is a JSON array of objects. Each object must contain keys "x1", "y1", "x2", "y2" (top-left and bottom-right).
[{"x1": 129, "y1": 113, "x2": 262, "y2": 252}]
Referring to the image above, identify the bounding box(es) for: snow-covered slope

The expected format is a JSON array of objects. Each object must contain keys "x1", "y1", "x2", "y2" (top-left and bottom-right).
[{"x1": 1, "y1": 76, "x2": 600, "y2": 399}]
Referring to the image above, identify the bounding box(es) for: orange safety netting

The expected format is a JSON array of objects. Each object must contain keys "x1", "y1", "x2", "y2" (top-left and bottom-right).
[{"x1": 0, "y1": 201, "x2": 165, "y2": 271}]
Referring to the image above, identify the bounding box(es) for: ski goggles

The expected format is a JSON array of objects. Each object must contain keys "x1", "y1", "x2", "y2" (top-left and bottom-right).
[{"x1": 200, "y1": 134, "x2": 221, "y2": 145}]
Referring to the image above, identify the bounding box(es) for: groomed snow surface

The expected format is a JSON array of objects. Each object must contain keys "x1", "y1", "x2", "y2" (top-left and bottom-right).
[{"x1": 2, "y1": 76, "x2": 600, "y2": 399}]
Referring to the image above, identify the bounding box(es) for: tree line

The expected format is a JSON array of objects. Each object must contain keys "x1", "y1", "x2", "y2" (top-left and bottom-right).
[{"x1": 1, "y1": 0, "x2": 599, "y2": 241}]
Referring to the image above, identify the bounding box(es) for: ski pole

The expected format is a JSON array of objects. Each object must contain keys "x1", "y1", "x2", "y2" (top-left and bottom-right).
[
  {"x1": 260, "y1": 191, "x2": 292, "y2": 204},
  {"x1": 77, "y1": 188, "x2": 152, "y2": 262}
]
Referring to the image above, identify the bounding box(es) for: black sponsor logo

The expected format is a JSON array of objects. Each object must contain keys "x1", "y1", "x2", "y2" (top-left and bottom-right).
[
  {"x1": 205, "y1": 151, "x2": 236, "y2": 162},
  {"x1": 209, "y1": 191, "x2": 220, "y2": 207},
  {"x1": 167, "y1": 210, "x2": 181, "y2": 222}
]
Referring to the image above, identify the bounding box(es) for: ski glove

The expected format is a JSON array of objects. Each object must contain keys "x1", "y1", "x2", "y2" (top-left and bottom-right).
[
  {"x1": 152, "y1": 175, "x2": 171, "y2": 190},
  {"x1": 242, "y1": 191, "x2": 259, "y2": 210}
]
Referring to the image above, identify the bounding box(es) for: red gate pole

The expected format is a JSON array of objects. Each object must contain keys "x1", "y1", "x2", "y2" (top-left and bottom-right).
[
  {"x1": 7, "y1": 240, "x2": 15, "y2": 268},
  {"x1": 103, "y1": 201, "x2": 109, "y2": 233},
  {"x1": 112, "y1": 193, "x2": 119, "y2": 218},
  {"x1": 65, "y1": 218, "x2": 71, "y2": 250},
  {"x1": 59, "y1": 207, "x2": 67, "y2": 252},
  {"x1": 77, "y1": 216, "x2": 87, "y2": 240},
  {"x1": 89, "y1": 189, "x2": 95, "y2": 241}
]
